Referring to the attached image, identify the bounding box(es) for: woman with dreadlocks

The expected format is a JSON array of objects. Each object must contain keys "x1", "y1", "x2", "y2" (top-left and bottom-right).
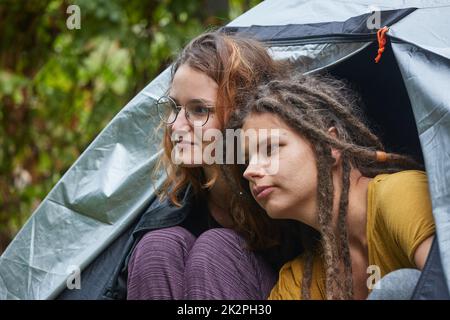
[{"x1": 222, "y1": 73, "x2": 435, "y2": 300}]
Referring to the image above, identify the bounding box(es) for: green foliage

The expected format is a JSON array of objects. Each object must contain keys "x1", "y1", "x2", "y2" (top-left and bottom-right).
[{"x1": 0, "y1": 0, "x2": 262, "y2": 252}]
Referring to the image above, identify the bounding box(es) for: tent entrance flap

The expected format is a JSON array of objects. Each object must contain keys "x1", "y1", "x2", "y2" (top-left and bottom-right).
[{"x1": 323, "y1": 40, "x2": 424, "y2": 164}]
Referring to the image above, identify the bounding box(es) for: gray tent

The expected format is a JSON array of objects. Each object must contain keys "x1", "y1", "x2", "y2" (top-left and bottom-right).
[{"x1": 1, "y1": 0, "x2": 449, "y2": 300}]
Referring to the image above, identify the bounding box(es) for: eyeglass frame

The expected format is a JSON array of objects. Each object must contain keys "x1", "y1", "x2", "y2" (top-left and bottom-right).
[{"x1": 156, "y1": 95, "x2": 215, "y2": 127}]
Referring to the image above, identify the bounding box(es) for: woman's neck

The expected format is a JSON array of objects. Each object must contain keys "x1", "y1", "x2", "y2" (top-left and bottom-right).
[
  {"x1": 326, "y1": 168, "x2": 371, "y2": 249},
  {"x1": 342, "y1": 169, "x2": 372, "y2": 299},
  {"x1": 346, "y1": 170, "x2": 371, "y2": 249},
  {"x1": 304, "y1": 167, "x2": 370, "y2": 246},
  {"x1": 293, "y1": 165, "x2": 372, "y2": 299}
]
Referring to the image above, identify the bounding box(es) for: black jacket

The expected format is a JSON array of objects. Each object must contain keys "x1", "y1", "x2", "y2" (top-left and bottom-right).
[{"x1": 102, "y1": 184, "x2": 218, "y2": 299}]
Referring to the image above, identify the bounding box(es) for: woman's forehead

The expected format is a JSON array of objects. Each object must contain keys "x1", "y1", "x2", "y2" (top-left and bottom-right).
[
  {"x1": 170, "y1": 64, "x2": 218, "y2": 102},
  {"x1": 242, "y1": 112, "x2": 288, "y2": 131}
]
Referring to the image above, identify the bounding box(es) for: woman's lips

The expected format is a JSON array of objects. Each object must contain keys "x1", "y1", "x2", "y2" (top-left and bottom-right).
[{"x1": 253, "y1": 185, "x2": 275, "y2": 200}]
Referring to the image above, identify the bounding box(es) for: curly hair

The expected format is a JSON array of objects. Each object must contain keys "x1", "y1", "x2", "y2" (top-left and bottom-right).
[{"x1": 155, "y1": 31, "x2": 290, "y2": 206}]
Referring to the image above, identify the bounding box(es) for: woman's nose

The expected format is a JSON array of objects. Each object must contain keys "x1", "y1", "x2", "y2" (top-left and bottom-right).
[{"x1": 243, "y1": 163, "x2": 264, "y2": 181}]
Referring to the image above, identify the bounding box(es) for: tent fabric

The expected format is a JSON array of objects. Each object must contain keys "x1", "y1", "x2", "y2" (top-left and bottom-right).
[
  {"x1": 391, "y1": 41, "x2": 450, "y2": 292},
  {"x1": 388, "y1": 7, "x2": 450, "y2": 60},
  {"x1": 1, "y1": 0, "x2": 450, "y2": 300},
  {"x1": 228, "y1": 0, "x2": 449, "y2": 27},
  {"x1": 412, "y1": 237, "x2": 450, "y2": 299},
  {"x1": 224, "y1": 9, "x2": 416, "y2": 42},
  {"x1": 56, "y1": 213, "x2": 139, "y2": 300},
  {"x1": 0, "y1": 69, "x2": 170, "y2": 300},
  {"x1": 268, "y1": 42, "x2": 372, "y2": 74}
]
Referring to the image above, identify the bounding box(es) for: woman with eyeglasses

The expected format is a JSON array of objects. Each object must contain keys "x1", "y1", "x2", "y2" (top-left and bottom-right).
[{"x1": 125, "y1": 31, "x2": 301, "y2": 300}]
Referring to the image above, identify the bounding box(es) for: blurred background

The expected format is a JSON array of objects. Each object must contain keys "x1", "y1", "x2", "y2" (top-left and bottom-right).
[{"x1": 0, "y1": 0, "x2": 262, "y2": 253}]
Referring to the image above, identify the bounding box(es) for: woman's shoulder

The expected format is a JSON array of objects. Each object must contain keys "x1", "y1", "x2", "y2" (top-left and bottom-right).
[
  {"x1": 369, "y1": 169, "x2": 433, "y2": 236},
  {"x1": 370, "y1": 170, "x2": 429, "y2": 201},
  {"x1": 372, "y1": 170, "x2": 427, "y2": 187},
  {"x1": 370, "y1": 169, "x2": 429, "y2": 206},
  {"x1": 368, "y1": 170, "x2": 435, "y2": 266}
]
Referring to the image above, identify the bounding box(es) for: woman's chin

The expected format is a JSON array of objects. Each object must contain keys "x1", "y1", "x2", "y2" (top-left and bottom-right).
[
  {"x1": 180, "y1": 163, "x2": 202, "y2": 168},
  {"x1": 262, "y1": 201, "x2": 286, "y2": 219},
  {"x1": 263, "y1": 202, "x2": 284, "y2": 220},
  {"x1": 177, "y1": 160, "x2": 203, "y2": 168}
]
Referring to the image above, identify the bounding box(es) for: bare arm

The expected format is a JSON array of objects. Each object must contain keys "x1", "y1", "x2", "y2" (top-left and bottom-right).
[{"x1": 414, "y1": 235, "x2": 434, "y2": 270}]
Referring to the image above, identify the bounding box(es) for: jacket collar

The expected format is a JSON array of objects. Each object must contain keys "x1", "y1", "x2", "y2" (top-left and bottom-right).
[{"x1": 132, "y1": 184, "x2": 197, "y2": 237}]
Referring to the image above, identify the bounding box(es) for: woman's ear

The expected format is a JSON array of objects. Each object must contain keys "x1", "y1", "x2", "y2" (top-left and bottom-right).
[{"x1": 328, "y1": 127, "x2": 341, "y2": 166}]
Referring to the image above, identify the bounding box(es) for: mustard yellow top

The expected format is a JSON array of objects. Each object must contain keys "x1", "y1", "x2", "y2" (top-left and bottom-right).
[{"x1": 269, "y1": 170, "x2": 436, "y2": 300}]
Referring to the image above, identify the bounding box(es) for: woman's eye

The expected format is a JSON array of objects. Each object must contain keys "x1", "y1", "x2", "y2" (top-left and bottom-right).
[
  {"x1": 266, "y1": 144, "x2": 279, "y2": 156},
  {"x1": 190, "y1": 105, "x2": 209, "y2": 115}
]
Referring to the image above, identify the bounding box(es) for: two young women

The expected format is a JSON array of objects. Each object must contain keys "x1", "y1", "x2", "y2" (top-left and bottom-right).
[{"x1": 127, "y1": 31, "x2": 435, "y2": 300}]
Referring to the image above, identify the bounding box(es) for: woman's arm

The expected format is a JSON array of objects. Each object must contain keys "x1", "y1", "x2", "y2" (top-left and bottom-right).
[{"x1": 414, "y1": 235, "x2": 434, "y2": 270}]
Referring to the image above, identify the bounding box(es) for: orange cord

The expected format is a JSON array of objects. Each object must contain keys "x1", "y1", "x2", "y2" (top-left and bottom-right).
[{"x1": 375, "y1": 26, "x2": 389, "y2": 63}]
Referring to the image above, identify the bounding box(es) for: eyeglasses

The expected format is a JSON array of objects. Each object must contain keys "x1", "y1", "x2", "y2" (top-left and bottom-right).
[{"x1": 156, "y1": 96, "x2": 214, "y2": 127}]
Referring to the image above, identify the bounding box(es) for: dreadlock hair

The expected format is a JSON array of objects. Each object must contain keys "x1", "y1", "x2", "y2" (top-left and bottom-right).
[{"x1": 223, "y1": 72, "x2": 423, "y2": 300}]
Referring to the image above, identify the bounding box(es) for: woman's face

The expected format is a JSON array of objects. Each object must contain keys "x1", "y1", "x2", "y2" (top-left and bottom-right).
[
  {"x1": 168, "y1": 64, "x2": 220, "y2": 167},
  {"x1": 242, "y1": 113, "x2": 319, "y2": 222}
]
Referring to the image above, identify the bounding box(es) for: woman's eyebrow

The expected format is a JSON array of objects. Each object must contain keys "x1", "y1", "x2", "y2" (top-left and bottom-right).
[
  {"x1": 243, "y1": 133, "x2": 280, "y2": 158},
  {"x1": 258, "y1": 133, "x2": 282, "y2": 146},
  {"x1": 188, "y1": 98, "x2": 215, "y2": 105},
  {"x1": 169, "y1": 97, "x2": 215, "y2": 106}
]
